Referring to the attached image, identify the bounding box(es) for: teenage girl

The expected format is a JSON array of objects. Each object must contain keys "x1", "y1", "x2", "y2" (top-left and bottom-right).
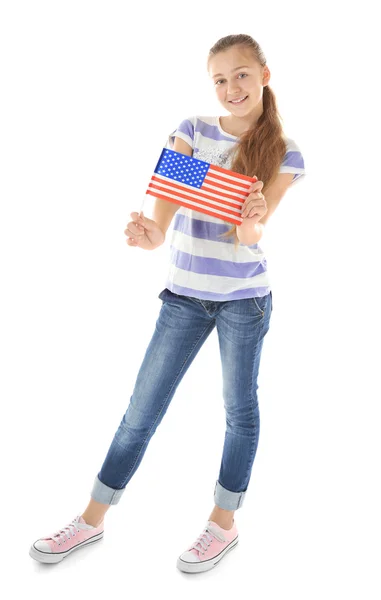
[{"x1": 29, "y1": 33, "x2": 305, "y2": 573}]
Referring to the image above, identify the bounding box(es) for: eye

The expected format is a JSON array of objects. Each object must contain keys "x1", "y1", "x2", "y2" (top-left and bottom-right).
[{"x1": 215, "y1": 73, "x2": 248, "y2": 85}]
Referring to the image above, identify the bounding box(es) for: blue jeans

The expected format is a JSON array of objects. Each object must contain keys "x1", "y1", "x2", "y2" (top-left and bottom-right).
[{"x1": 90, "y1": 287, "x2": 273, "y2": 511}]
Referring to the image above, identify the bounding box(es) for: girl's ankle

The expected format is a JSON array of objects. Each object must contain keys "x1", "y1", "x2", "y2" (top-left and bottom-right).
[{"x1": 82, "y1": 515, "x2": 104, "y2": 527}]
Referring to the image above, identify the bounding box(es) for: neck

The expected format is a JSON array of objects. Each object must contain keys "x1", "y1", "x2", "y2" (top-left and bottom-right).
[{"x1": 222, "y1": 103, "x2": 264, "y2": 136}]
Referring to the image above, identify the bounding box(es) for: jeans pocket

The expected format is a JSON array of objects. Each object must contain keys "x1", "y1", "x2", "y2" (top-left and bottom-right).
[{"x1": 251, "y1": 294, "x2": 267, "y2": 318}]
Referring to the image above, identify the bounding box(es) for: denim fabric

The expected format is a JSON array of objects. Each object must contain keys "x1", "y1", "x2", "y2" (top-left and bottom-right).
[{"x1": 91, "y1": 287, "x2": 273, "y2": 511}]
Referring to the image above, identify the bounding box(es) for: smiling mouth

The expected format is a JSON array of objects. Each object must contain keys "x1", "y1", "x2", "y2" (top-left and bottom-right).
[{"x1": 229, "y1": 96, "x2": 248, "y2": 104}]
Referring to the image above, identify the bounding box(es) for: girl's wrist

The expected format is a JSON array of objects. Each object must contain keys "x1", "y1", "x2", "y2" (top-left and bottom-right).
[{"x1": 236, "y1": 222, "x2": 264, "y2": 245}]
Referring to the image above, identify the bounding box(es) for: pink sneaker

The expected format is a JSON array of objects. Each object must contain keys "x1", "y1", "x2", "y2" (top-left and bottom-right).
[
  {"x1": 177, "y1": 519, "x2": 239, "y2": 573},
  {"x1": 29, "y1": 515, "x2": 104, "y2": 564}
]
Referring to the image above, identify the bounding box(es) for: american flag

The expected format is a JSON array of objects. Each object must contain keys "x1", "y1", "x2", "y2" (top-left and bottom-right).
[{"x1": 145, "y1": 148, "x2": 257, "y2": 225}]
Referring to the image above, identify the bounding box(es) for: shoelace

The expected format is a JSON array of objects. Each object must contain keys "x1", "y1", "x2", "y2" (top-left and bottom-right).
[
  {"x1": 191, "y1": 523, "x2": 227, "y2": 555},
  {"x1": 50, "y1": 516, "x2": 81, "y2": 546}
]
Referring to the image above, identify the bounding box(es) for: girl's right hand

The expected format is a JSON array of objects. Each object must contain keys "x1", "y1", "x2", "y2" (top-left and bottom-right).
[{"x1": 124, "y1": 211, "x2": 165, "y2": 251}]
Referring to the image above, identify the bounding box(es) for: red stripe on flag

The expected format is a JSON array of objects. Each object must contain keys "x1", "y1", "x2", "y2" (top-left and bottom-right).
[
  {"x1": 203, "y1": 177, "x2": 248, "y2": 195},
  {"x1": 145, "y1": 190, "x2": 243, "y2": 225},
  {"x1": 147, "y1": 183, "x2": 243, "y2": 217},
  {"x1": 206, "y1": 169, "x2": 253, "y2": 190},
  {"x1": 150, "y1": 176, "x2": 245, "y2": 208},
  {"x1": 208, "y1": 163, "x2": 257, "y2": 183}
]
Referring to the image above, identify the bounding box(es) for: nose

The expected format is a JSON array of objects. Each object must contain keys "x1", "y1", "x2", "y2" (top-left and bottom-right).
[{"x1": 227, "y1": 81, "x2": 241, "y2": 96}]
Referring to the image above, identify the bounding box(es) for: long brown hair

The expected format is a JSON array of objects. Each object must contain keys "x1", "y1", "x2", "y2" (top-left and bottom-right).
[{"x1": 207, "y1": 34, "x2": 287, "y2": 249}]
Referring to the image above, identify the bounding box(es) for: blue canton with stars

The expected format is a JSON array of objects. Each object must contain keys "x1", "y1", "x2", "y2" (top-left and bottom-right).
[{"x1": 154, "y1": 148, "x2": 210, "y2": 189}]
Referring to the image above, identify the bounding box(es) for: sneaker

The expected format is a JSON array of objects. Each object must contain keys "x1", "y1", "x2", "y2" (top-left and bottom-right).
[
  {"x1": 177, "y1": 519, "x2": 239, "y2": 573},
  {"x1": 29, "y1": 515, "x2": 104, "y2": 564}
]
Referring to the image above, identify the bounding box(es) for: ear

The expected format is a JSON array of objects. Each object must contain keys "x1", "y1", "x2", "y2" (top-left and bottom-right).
[{"x1": 262, "y1": 65, "x2": 271, "y2": 86}]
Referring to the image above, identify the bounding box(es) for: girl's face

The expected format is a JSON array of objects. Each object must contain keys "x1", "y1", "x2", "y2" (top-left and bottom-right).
[{"x1": 208, "y1": 46, "x2": 270, "y2": 117}]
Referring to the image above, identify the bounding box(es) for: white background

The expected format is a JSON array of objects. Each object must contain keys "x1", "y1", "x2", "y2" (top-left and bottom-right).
[{"x1": 1, "y1": 0, "x2": 380, "y2": 597}]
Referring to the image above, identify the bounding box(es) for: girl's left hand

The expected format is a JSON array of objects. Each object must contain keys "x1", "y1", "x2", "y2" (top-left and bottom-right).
[{"x1": 240, "y1": 180, "x2": 267, "y2": 224}]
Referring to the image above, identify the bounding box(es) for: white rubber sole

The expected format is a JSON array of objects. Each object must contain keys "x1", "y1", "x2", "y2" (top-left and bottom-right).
[
  {"x1": 176, "y1": 535, "x2": 239, "y2": 573},
  {"x1": 29, "y1": 531, "x2": 104, "y2": 564}
]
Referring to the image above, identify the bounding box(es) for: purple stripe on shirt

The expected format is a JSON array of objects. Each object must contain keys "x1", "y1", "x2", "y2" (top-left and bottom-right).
[
  {"x1": 166, "y1": 281, "x2": 271, "y2": 302},
  {"x1": 195, "y1": 118, "x2": 236, "y2": 142},
  {"x1": 177, "y1": 119, "x2": 195, "y2": 142},
  {"x1": 173, "y1": 213, "x2": 258, "y2": 248},
  {"x1": 170, "y1": 247, "x2": 267, "y2": 279},
  {"x1": 282, "y1": 150, "x2": 304, "y2": 169}
]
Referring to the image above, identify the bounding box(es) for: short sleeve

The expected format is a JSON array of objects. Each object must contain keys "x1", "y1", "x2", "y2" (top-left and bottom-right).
[
  {"x1": 279, "y1": 138, "x2": 306, "y2": 185},
  {"x1": 165, "y1": 116, "x2": 195, "y2": 150}
]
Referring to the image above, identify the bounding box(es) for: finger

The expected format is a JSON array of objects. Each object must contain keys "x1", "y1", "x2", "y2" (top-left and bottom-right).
[
  {"x1": 129, "y1": 214, "x2": 144, "y2": 226},
  {"x1": 248, "y1": 192, "x2": 265, "y2": 205},
  {"x1": 249, "y1": 180, "x2": 264, "y2": 193},
  {"x1": 242, "y1": 207, "x2": 253, "y2": 218},
  {"x1": 246, "y1": 191, "x2": 263, "y2": 205},
  {"x1": 242, "y1": 202, "x2": 251, "y2": 218},
  {"x1": 125, "y1": 222, "x2": 144, "y2": 236},
  {"x1": 131, "y1": 210, "x2": 144, "y2": 219},
  {"x1": 242, "y1": 199, "x2": 256, "y2": 217},
  {"x1": 129, "y1": 235, "x2": 141, "y2": 245},
  {"x1": 242, "y1": 200, "x2": 262, "y2": 218},
  {"x1": 130, "y1": 213, "x2": 145, "y2": 230},
  {"x1": 135, "y1": 217, "x2": 145, "y2": 229},
  {"x1": 125, "y1": 229, "x2": 143, "y2": 241},
  {"x1": 241, "y1": 195, "x2": 254, "y2": 214}
]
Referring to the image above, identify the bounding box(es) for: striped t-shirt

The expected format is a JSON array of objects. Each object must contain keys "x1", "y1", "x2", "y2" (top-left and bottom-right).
[{"x1": 162, "y1": 115, "x2": 305, "y2": 302}]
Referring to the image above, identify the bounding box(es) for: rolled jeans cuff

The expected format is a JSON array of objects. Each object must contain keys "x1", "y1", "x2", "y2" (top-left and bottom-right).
[
  {"x1": 214, "y1": 480, "x2": 246, "y2": 511},
  {"x1": 90, "y1": 474, "x2": 125, "y2": 505}
]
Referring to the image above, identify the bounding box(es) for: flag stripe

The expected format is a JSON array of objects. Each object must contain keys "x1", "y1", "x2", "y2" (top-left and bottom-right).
[
  {"x1": 147, "y1": 184, "x2": 242, "y2": 217},
  {"x1": 201, "y1": 180, "x2": 247, "y2": 199},
  {"x1": 146, "y1": 190, "x2": 243, "y2": 225},
  {"x1": 151, "y1": 174, "x2": 246, "y2": 205},
  {"x1": 203, "y1": 176, "x2": 249, "y2": 195},
  {"x1": 208, "y1": 162, "x2": 256, "y2": 182},
  {"x1": 148, "y1": 181, "x2": 243, "y2": 215},
  {"x1": 206, "y1": 169, "x2": 254, "y2": 190}
]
